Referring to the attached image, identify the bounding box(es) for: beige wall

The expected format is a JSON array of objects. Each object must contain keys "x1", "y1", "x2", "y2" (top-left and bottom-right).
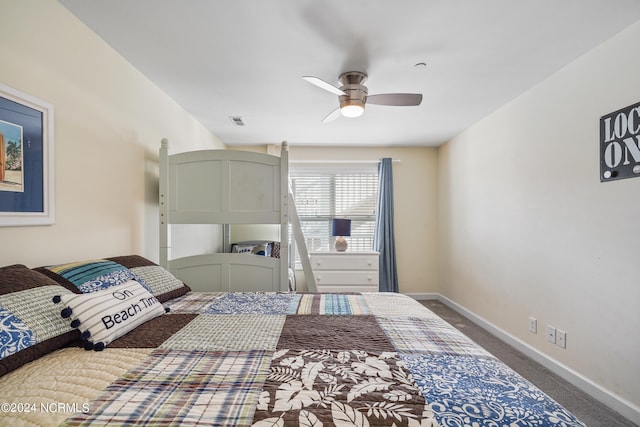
[
  {"x1": 438, "y1": 21, "x2": 640, "y2": 418},
  {"x1": 0, "y1": 1, "x2": 224, "y2": 267},
  {"x1": 289, "y1": 145, "x2": 439, "y2": 294}
]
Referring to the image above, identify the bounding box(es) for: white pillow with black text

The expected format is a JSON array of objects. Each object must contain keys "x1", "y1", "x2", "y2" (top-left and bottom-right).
[{"x1": 54, "y1": 279, "x2": 167, "y2": 351}]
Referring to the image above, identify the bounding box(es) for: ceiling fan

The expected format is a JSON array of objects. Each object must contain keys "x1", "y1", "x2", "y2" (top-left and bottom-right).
[{"x1": 303, "y1": 71, "x2": 423, "y2": 122}]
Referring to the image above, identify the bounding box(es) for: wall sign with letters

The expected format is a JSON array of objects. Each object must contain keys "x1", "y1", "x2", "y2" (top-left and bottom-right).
[{"x1": 600, "y1": 101, "x2": 640, "y2": 182}]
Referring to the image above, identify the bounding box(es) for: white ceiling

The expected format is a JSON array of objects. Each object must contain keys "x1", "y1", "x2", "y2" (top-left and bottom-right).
[{"x1": 60, "y1": 0, "x2": 640, "y2": 147}]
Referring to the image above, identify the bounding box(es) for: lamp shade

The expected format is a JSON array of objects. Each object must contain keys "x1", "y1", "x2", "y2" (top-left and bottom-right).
[{"x1": 332, "y1": 218, "x2": 351, "y2": 237}]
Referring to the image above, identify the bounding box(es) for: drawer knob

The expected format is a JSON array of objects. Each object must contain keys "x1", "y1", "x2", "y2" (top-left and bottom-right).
[{"x1": 367, "y1": 276, "x2": 372, "y2": 281}]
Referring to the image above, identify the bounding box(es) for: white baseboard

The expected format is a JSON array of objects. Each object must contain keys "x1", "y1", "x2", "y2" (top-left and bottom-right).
[{"x1": 406, "y1": 293, "x2": 640, "y2": 424}]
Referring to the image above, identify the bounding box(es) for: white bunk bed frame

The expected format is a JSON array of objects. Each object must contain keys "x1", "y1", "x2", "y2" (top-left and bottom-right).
[{"x1": 160, "y1": 139, "x2": 313, "y2": 292}]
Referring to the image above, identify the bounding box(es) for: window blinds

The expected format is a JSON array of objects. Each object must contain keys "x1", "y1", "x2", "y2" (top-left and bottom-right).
[{"x1": 290, "y1": 167, "x2": 378, "y2": 257}]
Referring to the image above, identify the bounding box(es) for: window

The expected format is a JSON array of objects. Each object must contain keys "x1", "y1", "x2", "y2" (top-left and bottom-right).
[{"x1": 290, "y1": 165, "x2": 378, "y2": 267}]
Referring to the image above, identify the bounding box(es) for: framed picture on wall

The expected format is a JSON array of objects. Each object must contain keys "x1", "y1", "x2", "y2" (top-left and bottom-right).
[{"x1": 0, "y1": 83, "x2": 54, "y2": 226}]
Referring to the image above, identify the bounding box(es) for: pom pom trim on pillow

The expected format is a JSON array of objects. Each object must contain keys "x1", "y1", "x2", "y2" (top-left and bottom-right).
[{"x1": 53, "y1": 280, "x2": 166, "y2": 351}]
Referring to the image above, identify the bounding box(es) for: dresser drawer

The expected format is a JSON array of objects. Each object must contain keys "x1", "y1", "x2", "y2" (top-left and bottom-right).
[
  {"x1": 310, "y1": 254, "x2": 379, "y2": 271},
  {"x1": 314, "y1": 271, "x2": 379, "y2": 286}
]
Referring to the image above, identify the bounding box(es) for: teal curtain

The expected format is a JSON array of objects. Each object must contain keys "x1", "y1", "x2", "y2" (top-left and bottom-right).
[{"x1": 374, "y1": 158, "x2": 398, "y2": 292}]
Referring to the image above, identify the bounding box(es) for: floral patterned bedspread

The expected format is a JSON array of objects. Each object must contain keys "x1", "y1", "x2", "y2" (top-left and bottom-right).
[{"x1": 52, "y1": 292, "x2": 584, "y2": 426}]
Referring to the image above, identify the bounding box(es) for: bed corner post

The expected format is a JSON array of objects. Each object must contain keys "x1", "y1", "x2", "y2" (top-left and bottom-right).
[
  {"x1": 159, "y1": 138, "x2": 170, "y2": 269},
  {"x1": 280, "y1": 141, "x2": 289, "y2": 291}
]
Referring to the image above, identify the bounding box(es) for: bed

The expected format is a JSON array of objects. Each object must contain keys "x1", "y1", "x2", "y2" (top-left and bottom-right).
[
  {"x1": 159, "y1": 139, "x2": 293, "y2": 293},
  {"x1": 0, "y1": 257, "x2": 586, "y2": 426}
]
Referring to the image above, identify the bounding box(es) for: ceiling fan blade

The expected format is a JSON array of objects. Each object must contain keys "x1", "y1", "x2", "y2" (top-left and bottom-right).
[
  {"x1": 322, "y1": 107, "x2": 342, "y2": 123},
  {"x1": 367, "y1": 93, "x2": 423, "y2": 106},
  {"x1": 303, "y1": 76, "x2": 346, "y2": 96}
]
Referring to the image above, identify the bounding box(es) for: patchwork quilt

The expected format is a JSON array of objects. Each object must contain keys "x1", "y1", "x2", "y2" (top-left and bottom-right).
[{"x1": 2, "y1": 292, "x2": 585, "y2": 427}]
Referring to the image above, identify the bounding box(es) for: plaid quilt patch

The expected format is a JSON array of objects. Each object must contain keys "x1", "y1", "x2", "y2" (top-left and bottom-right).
[
  {"x1": 63, "y1": 349, "x2": 272, "y2": 427},
  {"x1": 160, "y1": 314, "x2": 286, "y2": 351},
  {"x1": 291, "y1": 294, "x2": 369, "y2": 315},
  {"x1": 164, "y1": 292, "x2": 225, "y2": 314},
  {"x1": 364, "y1": 293, "x2": 441, "y2": 318},
  {"x1": 376, "y1": 316, "x2": 493, "y2": 357}
]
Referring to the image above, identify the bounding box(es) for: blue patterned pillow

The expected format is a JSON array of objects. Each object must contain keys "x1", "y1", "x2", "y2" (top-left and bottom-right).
[
  {"x1": 0, "y1": 265, "x2": 77, "y2": 377},
  {"x1": 36, "y1": 255, "x2": 190, "y2": 303},
  {"x1": 36, "y1": 259, "x2": 151, "y2": 294}
]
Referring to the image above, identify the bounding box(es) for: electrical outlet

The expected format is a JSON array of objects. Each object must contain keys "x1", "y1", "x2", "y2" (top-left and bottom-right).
[
  {"x1": 547, "y1": 325, "x2": 556, "y2": 344},
  {"x1": 556, "y1": 329, "x2": 566, "y2": 348},
  {"x1": 528, "y1": 317, "x2": 537, "y2": 334}
]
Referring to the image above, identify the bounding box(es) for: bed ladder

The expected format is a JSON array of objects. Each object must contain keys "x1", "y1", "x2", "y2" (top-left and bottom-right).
[{"x1": 289, "y1": 189, "x2": 317, "y2": 292}]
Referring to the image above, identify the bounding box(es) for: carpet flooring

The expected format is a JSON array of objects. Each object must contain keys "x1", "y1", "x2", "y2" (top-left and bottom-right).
[{"x1": 420, "y1": 299, "x2": 637, "y2": 426}]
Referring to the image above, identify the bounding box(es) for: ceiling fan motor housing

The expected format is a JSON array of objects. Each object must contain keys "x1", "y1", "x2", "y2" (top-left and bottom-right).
[{"x1": 339, "y1": 71, "x2": 368, "y2": 112}]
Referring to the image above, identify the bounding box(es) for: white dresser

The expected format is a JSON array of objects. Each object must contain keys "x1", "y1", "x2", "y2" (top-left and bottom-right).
[{"x1": 310, "y1": 251, "x2": 379, "y2": 292}]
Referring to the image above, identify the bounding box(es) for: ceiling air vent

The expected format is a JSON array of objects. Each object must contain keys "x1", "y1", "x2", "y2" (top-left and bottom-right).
[{"x1": 229, "y1": 116, "x2": 246, "y2": 126}]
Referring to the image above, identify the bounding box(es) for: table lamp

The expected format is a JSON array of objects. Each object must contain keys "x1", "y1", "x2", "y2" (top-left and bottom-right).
[{"x1": 332, "y1": 218, "x2": 351, "y2": 252}]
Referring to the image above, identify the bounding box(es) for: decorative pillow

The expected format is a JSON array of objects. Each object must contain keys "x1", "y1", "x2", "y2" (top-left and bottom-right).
[
  {"x1": 35, "y1": 255, "x2": 190, "y2": 303},
  {"x1": 0, "y1": 265, "x2": 78, "y2": 377},
  {"x1": 53, "y1": 280, "x2": 167, "y2": 351},
  {"x1": 231, "y1": 241, "x2": 273, "y2": 256},
  {"x1": 108, "y1": 255, "x2": 191, "y2": 302},
  {"x1": 36, "y1": 259, "x2": 144, "y2": 294}
]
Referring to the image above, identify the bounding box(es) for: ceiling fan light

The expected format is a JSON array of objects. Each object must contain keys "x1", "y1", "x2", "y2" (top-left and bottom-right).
[
  {"x1": 340, "y1": 102, "x2": 364, "y2": 118},
  {"x1": 338, "y1": 79, "x2": 367, "y2": 118}
]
